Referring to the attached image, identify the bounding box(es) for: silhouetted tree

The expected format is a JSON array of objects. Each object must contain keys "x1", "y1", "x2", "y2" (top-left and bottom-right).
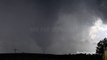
[{"x1": 96, "y1": 38, "x2": 107, "y2": 55}]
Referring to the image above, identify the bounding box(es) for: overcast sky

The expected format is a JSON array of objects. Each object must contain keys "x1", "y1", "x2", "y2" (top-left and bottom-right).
[{"x1": 0, "y1": 0, "x2": 107, "y2": 54}]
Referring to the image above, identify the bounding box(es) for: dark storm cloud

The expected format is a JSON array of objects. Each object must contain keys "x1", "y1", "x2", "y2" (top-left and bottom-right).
[{"x1": 0, "y1": 0, "x2": 107, "y2": 54}]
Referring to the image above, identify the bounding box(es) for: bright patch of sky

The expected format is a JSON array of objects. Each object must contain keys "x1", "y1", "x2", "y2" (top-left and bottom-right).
[{"x1": 89, "y1": 18, "x2": 107, "y2": 44}]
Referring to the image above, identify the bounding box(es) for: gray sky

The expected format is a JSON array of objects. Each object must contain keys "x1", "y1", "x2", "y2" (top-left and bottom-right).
[{"x1": 0, "y1": 0, "x2": 107, "y2": 54}]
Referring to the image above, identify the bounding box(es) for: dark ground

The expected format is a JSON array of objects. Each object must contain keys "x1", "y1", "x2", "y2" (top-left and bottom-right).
[{"x1": 0, "y1": 53, "x2": 102, "y2": 60}]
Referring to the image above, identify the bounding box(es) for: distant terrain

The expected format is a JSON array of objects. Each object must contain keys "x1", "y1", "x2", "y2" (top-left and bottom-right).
[{"x1": 0, "y1": 53, "x2": 102, "y2": 60}]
